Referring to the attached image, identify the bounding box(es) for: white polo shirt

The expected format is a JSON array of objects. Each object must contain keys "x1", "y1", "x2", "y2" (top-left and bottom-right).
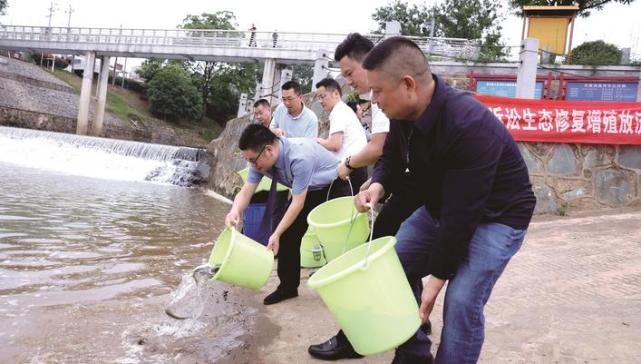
[
  {"x1": 367, "y1": 90, "x2": 390, "y2": 134},
  {"x1": 328, "y1": 101, "x2": 367, "y2": 161}
]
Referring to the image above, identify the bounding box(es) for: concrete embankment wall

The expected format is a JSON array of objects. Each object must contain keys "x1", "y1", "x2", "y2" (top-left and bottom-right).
[{"x1": 0, "y1": 56, "x2": 189, "y2": 145}]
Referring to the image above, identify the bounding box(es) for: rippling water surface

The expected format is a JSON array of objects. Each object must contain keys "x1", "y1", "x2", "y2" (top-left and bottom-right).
[{"x1": 0, "y1": 162, "x2": 249, "y2": 363}]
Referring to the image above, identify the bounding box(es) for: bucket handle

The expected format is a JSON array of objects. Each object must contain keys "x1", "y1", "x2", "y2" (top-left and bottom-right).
[
  {"x1": 325, "y1": 177, "x2": 358, "y2": 257},
  {"x1": 325, "y1": 177, "x2": 355, "y2": 202},
  {"x1": 361, "y1": 204, "x2": 376, "y2": 269}
]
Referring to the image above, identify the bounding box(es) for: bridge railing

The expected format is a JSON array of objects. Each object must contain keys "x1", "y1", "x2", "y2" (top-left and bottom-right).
[{"x1": 0, "y1": 25, "x2": 481, "y2": 60}]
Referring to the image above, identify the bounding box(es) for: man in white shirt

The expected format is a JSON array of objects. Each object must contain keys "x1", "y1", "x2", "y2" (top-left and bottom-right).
[
  {"x1": 308, "y1": 32, "x2": 426, "y2": 362},
  {"x1": 270, "y1": 81, "x2": 318, "y2": 138},
  {"x1": 315, "y1": 77, "x2": 368, "y2": 191}
]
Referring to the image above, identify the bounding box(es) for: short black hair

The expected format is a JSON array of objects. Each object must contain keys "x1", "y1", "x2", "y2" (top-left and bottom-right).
[
  {"x1": 238, "y1": 123, "x2": 277, "y2": 152},
  {"x1": 334, "y1": 33, "x2": 374, "y2": 63},
  {"x1": 281, "y1": 80, "x2": 302, "y2": 95},
  {"x1": 315, "y1": 78, "x2": 342, "y2": 97},
  {"x1": 362, "y1": 36, "x2": 424, "y2": 71},
  {"x1": 253, "y1": 98, "x2": 270, "y2": 109}
]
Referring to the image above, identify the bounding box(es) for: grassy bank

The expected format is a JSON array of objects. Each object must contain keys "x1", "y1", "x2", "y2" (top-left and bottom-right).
[{"x1": 50, "y1": 69, "x2": 222, "y2": 147}]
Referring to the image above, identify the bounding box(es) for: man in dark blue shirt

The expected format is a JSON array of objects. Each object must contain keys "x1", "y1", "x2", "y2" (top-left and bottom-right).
[{"x1": 356, "y1": 37, "x2": 536, "y2": 363}]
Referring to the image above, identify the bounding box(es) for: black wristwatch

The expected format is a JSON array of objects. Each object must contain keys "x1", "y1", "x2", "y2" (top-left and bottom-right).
[{"x1": 344, "y1": 156, "x2": 354, "y2": 170}]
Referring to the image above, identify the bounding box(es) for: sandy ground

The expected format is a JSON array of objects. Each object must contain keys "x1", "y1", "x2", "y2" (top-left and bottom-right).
[{"x1": 220, "y1": 208, "x2": 641, "y2": 364}]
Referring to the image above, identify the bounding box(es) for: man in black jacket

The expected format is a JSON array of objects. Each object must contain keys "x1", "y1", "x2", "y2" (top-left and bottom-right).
[{"x1": 355, "y1": 37, "x2": 536, "y2": 364}]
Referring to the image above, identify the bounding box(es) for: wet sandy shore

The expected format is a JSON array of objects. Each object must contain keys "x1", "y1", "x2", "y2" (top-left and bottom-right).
[{"x1": 223, "y1": 208, "x2": 641, "y2": 364}]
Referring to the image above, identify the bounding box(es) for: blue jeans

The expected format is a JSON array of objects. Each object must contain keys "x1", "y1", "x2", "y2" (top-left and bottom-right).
[{"x1": 395, "y1": 207, "x2": 526, "y2": 363}]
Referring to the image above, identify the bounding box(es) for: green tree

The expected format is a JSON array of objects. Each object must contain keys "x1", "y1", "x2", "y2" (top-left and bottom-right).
[
  {"x1": 432, "y1": 0, "x2": 507, "y2": 61},
  {"x1": 290, "y1": 64, "x2": 314, "y2": 93},
  {"x1": 203, "y1": 63, "x2": 262, "y2": 124},
  {"x1": 147, "y1": 65, "x2": 202, "y2": 121},
  {"x1": 372, "y1": 0, "x2": 507, "y2": 61},
  {"x1": 508, "y1": 0, "x2": 636, "y2": 17},
  {"x1": 566, "y1": 40, "x2": 622, "y2": 65},
  {"x1": 136, "y1": 58, "x2": 165, "y2": 82},
  {"x1": 372, "y1": 1, "x2": 430, "y2": 36},
  {"x1": 179, "y1": 11, "x2": 237, "y2": 120},
  {"x1": 0, "y1": 0, "x2": 7, "y2": 15}
]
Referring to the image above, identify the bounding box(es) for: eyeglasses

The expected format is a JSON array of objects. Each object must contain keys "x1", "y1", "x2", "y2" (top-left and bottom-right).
[{"x1": 247, "y1": 145, "x2": 267, "y2": 165}]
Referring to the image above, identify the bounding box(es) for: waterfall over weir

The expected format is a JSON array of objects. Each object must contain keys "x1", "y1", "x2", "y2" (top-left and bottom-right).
[{"x1": 0, "y1": 126, "x2": 210, "y2": 187}]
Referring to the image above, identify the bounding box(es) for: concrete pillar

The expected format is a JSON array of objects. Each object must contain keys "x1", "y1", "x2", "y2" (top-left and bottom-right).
[
  {"x1": 94, "y1": 55, "x2": 110, "y2": 136},
  {"x1": 621, "y1": 48, "x2": 631, "y2": 65},
  {"x1": 516, "y1": 38, "x2": 539, "y2": 99},
  {"x1": 77, "y1": 51, "x2": 95, "y2": 135},
  {"x1": 385, "y1": 21, "x2": 402, "y2": 37},
  {"x1": 278, "y1": 68, "x2": 293, "y2": 99},
  {"x1": 312, "y1": 50, "x2": 329, "y2": 92},
  {"x1": 261, "y1": 58, "x2": 277, "y2": 104},
  {"x1": 237, "y1": 93, "x2": 248, "y2": 118},
  {"x1": 272, "y1": 66, "x2": 282, "y2": 103}
]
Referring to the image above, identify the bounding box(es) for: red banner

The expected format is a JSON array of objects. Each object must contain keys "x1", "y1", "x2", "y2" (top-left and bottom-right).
[{"x1": 476, "y1": 95, "x2": 641, "y2": 145}]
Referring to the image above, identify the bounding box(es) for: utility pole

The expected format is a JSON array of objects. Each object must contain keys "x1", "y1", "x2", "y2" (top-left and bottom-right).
[
  {"x1": 46, "y1": 1, "x2": 58, "y2": 28},
  {"x1": 45, "y1": 1, "x2": 58, "y2": 71},
  {"x1": 65, "y1": 4, "x2": 74, "y2": 29}
]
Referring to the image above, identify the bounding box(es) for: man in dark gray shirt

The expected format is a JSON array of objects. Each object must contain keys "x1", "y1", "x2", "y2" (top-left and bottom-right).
[{"x1": 355, "y1": 37, "x2": 536, "y2": 363}]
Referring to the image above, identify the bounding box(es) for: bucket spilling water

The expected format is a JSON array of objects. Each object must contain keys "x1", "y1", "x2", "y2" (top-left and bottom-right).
[
  {"x1": 165, "y1": 228, "x2": 274, "y2": 319},
  {"x1": 207, "y1": 227, "x2": 274, "y2": 289},
  {"x1": 307, "y1": 236, "x2": 421, "y2": 356},
  {"x1": 307, "y1": 196, "x2": 369, "y2": 262}
]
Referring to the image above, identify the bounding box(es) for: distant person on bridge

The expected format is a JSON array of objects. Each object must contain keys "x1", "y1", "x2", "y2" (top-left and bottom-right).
[
  {"x1": 225, "y1": 124, "x2": 351, "y2": 305},
  {"x1": 315, "y1": 77, "x2": 368, "y2": 191},
  {"x1": 248, "y1": 24, "x2": 257, "y2": 47},
  {"x1": 253, "y1": 98, "x2": 272, "y2": 128},
  {"x1": 270, "y1": 80, "x2": 318, "y2": 138},
  {"x1": 272, "y1": 30, "x2": 279, "y2": 48}
]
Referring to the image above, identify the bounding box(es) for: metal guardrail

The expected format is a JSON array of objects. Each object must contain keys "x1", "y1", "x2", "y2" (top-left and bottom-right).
[{"x1": 0, "y1": 25, "x2": 481, "y2": 61}]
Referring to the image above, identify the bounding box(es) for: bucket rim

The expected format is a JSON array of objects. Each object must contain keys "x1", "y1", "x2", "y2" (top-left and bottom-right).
[
  {"x1": 307, "y1": 236, "x2": 396, "y2": 289},
  {"x1": 210, "y1": 227, "x2": 236, "y2": 281},
  {"x1": 307, "y1": 196, "x2": 366, "y2": 228}
]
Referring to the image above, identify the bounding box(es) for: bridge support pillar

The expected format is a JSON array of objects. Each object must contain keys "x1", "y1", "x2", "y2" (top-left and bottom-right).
[
  {"x1": 77, "y1": 51, "x2": 96, "y2": 135},
  {"x1": 278, "y1": 68, "x2": 293, "y2": 100},
  {"x1": 261, "y1": 58, "x2": 277, "y2": 105},
  {"x1": 94, "y1": 55, "x2": 110, "y2": 136},
  {"x1": 312, "y1": 50, "x2": 329, "y2": 92},
  {"x1": 237, "y1": 93, "x2": 248, "y2": 118}
]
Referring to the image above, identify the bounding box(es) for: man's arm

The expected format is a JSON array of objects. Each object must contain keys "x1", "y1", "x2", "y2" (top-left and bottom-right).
[
  {"x1": 225, "y1": 182, "x2": 258, "y2": 227},
  {"x1": 428, "y1": 118, "x2": 504, "y2": 280},
  {"x1": 317, "y1": 132, "x2": 343, "y2": 152}
]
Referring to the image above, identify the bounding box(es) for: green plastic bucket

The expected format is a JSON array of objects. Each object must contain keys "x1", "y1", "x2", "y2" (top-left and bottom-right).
[
  {"x1": 300, "y1": 227, "x2": 326, "y2": 268},
  {"x1": 236, "y1": 167, "x2": 289, "y2": 193},
  {"x1": 208, "y1": 228, "x2": 274, "y2": 289},
  {"x1": 307, "y1": 236, "x2": 421, "y2": 356},
  {"x1": 307, "y1": 196, "x2": 369, "y2": 262}
]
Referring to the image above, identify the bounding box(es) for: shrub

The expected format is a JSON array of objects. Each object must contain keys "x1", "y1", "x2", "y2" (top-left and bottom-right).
[
  {"x1": 566, "y1": 40, "x2": 622, "y2": 66},
  {"x1": 147, "y1": 66, "x2": 202, "y2": 121}
]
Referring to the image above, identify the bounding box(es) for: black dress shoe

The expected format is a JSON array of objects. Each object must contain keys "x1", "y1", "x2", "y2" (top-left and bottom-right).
[
  {"x1": 263, "y1": 288, "x2": 297, "y2": 305},
  {"x1": 391, "y1": 350, "x2": 433, "y2": 364},
  {"x1": 308, "y1": 332, "x2": 363, "y2": 360}
]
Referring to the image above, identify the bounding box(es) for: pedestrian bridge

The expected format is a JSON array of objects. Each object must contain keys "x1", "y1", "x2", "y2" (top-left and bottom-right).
[
  {"x1": 0, "y1": 24, "x2": 481, "y2": 137},
  {"x1": 0, "y1": 25, "x2": 480, "y2": 63}
]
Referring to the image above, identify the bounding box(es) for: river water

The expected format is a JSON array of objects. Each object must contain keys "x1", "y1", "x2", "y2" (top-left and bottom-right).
[{"x1": 0, "y1": 128, "x2": 256, "y2": 363}]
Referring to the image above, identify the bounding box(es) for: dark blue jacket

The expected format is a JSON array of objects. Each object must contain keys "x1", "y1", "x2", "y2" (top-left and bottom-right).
[{"x1": 372, "y1": 75, "x2": 536, "y2": 279}]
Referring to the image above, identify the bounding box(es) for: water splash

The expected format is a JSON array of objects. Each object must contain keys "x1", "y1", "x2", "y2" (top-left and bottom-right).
[{"x1": 164, "y1": 265, "x2": 220, "y2": 320}]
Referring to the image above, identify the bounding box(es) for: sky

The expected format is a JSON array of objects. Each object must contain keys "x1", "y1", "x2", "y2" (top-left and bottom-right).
[{"x1": 2, "y1": 0, "x2": 640, "y2": 70}]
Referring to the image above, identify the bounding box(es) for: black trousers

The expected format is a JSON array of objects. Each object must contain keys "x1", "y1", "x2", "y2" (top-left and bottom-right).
[
  {"x1": 372, "y1": 173, "x2": 423, "y2": 239},
  {"x1": 277, "y1": 179, "x2": 351, "y2": 292}
]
